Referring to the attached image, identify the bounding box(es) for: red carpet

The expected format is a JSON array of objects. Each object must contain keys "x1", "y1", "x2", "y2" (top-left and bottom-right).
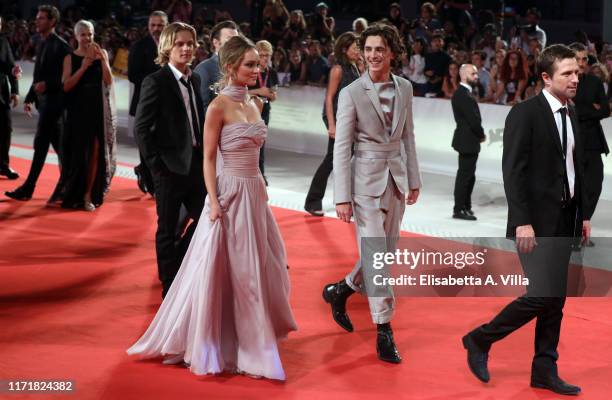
[{"x1": 1, "y1": 156, "x2": 611, "y2": 400}]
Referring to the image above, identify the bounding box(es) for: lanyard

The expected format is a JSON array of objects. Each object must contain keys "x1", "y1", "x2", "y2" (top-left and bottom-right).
[{"x1": 258, "y1": 69, "x2": 269, "y2": 88}]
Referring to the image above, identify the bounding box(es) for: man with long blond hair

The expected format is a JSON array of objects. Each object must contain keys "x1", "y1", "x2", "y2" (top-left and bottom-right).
[{"x1": 134, "y1": 22, "x2": 206, "y2": 298}]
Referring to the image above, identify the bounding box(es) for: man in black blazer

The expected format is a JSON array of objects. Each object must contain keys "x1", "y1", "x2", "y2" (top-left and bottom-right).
[
  {"x1": 462, "y1": 45, "x2": 590, "y2": 396},
  {"x1": 451, "y1": 63, "x2": 485, "y2": 220},
  {"x1": 570, "y1": 42, "x2": 610, "y2": 237},
  {"x1": 0, "y1": 15, "x2": 20, "y2": 180},
  {"x1": 5, "y1": 5, "x2": 71, "y2": 201},
  {"x1": 135, "y1": 22, "x2": 206, "y2": 298},
  {"x1": 128, "y1": 10, "x2": 167, "y2": 196}
]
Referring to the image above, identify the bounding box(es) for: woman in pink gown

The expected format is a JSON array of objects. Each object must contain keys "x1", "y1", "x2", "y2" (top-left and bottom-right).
[{"x1": 127, "y1": 36, "x2": 297, "y2": 381}]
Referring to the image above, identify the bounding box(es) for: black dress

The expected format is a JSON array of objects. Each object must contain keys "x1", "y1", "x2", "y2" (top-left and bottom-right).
[
  {"x1": 58, "y1": 53, "x2": 107, "y2": 208},
  {"x1": 304, "y1": 63, "x2": 360, "y2": 211}
]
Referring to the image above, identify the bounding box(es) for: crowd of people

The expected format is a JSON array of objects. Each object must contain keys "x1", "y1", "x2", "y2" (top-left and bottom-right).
[{"x1": 2, "y1": 2, "x2": 611, "y2": 106}]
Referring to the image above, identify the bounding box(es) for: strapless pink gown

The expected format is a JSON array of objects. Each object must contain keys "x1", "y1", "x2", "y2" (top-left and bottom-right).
[{"x1": 127, "y1": 121, "x2": 297, "y2": 381}]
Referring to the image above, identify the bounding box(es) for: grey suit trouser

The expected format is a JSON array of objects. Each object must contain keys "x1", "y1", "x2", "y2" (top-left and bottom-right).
[{"x1": 345, "y1": 174, "x2": 405, "y2": 324}]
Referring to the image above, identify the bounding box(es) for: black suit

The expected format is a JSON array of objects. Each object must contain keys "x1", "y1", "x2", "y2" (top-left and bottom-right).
[
  {"x1": 468, "y1": 92, "x2": 586, "y2": 378},
  {"x1": 135, "y1": 65, "x2": 206, "y2": 295},
  {"x1": 0, "y1": 34, "x2": 18, "y2": 172},
  {"x1": 451, "y1": 85, "x2": 485, "y2": 213},
  {"x1": 574, "y1": 73, "x2": 610, "y2": 220},
  {"x1": 128, "y1": 35, "x2": 159, "y2": 117},
  {"x1": 22, "y1": 32, "x2": 71, "y2": 192},
  {"x1": 128, "y1": 35, "x2": 160, "y2": 193}
]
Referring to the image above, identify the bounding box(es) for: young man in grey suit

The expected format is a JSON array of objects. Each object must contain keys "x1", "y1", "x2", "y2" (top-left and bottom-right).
[
  {"x1": 322, "y1": 24, "x2": 421, "y2": 364},
  {"x1": 193, "y1": 20, "x2": 238, "y2": 116}
]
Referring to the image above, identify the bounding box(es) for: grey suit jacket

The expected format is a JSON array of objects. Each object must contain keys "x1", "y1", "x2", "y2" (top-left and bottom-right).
[
  {"x1": 333, "y1": 72, "x2": 421, "y2": 204},
  {"x1": 193, "y1": 54, "x2": 220, "y2": 117}
]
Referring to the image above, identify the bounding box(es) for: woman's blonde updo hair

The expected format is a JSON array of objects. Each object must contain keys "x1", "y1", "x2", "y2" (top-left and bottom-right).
[
  {"x1": 74, "y1": 19, "x2": 94, "y2": 36},
  {"x1": 215, "y1": 35, "x2": 257, "y2": 90}
]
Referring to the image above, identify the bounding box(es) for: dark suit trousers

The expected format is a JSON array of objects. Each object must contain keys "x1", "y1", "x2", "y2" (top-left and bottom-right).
[
  {"x1": 305, "y1": 137, "x2": 334, "y2": 210},
  {"x1": 453, "y1": 153, "x2": 478, "y2": 212},
  {"x1": 23, "y1": 95, "x2": 64, "y2": 190},
  {"x1": 0, "y1": 107, "x2": 11, "y2": 170},
  {"x1": 583, "y1": 150, "x2": 604, "y2": 218},
  {"x1": 469, "y1": 203, "x2": 576, "y2": 377},
  {"x1": 153, "y1": 150, "x2": 206, "y2": 292},
  {"x1": 136, "y1": 151, "x2": 155, "y2": 194}
]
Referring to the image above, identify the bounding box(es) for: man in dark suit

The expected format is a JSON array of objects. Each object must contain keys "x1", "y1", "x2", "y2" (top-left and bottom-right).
[
  {"x1": 0, "y1": 15, "x2": 20, "y2": 180},
  {"x1": 462, "y1": 45, "x2": 590, "y2": 396},
  {"x1": 5, "y1": 5, "x2": 71, "y2": 201},
  {"x1": 451, "y1": 63, "x2": 485, "y2": 220},
  {"x1": 570, "y1": 42, "x2": 610, "y2": 241},
  {"x1": 193, "y1": 20, "x2": 238, "y2": 117},
  {"x1": 135, "y1": 22, "x2": 206, "y2": 298},
  {"x1": 128, "y1": 10, "x2": 167, "y2": 196}
]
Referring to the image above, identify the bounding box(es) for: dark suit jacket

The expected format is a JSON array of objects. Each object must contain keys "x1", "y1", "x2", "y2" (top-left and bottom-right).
[
  {"x1": 503, "y1": 92, "x2": 587, "y2": 237},
  {"x1": 24, "y1": 32, "x2": 71, "y2": 105},
  {"x1": 0, "y1": 35, "x2": 18, "y2": 109},
  {"x1": 451, "y1": 85, "x2": 485, "y2": 153},
  {"x1": 574, "y1": 73, "x2": 610, "y2": 154},
  {"x1": 135, "y1": 65, "x2": 204, "y2": 176},
  {"x1": 193, "y1": 54, "x2": 220, "y2": 117},
  {"x1": 128, "y1": 35, "x2": 160, "y2": 116}
]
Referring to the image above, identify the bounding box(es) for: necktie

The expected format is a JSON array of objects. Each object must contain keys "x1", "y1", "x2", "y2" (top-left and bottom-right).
[
  {"x1": 179, "y1": 77, "x2": 201, "y2": 148},
  {"x1": 559, "y1": 107, "x2": 571, "y2": 201}
]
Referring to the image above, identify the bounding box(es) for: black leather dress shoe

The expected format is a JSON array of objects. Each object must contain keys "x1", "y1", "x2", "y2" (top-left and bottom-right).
[
  {"x1": 376, "y1": 329, "x2": 402, "y2": 364},
  {"x1": 466, "y1": 208, "x2": 475, "y2": 216},
  {"x1": 462, "y1": 334, "x2": 490, "y2": 382},
  {"x1": 134, "y1": 165, "x2": 148, "y2": 194},
  {"x1": 322, "y1": 280, "x2": 355, "y2": 332},
  {"x1": 531, "y1": 375, "x2": 581, "y2": 395},
  {"x1": 305, "y1": 206, "x2": 324, "y2": 217},
  {"x1": 0, "y1": 167, "x2": 19, "y2": 180},
  {"x1": 453, "y1": 209, "x2": 477, "y2": 221},
  {"x1": 5, "y1": 186, "x2": 33, "y2": 201}
]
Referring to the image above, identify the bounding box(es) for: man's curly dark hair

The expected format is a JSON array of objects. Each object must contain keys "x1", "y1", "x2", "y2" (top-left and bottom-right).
[{"x1": 359, "y1": 23, "x2": 405, "y2": 68}]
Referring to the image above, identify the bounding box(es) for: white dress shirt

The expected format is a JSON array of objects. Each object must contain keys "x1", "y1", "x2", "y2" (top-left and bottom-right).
[
  {"x1": 168, "y1": 62, "x2": 199, "y2": 146},
  {"x1": 542, "y1": 88, "x2": 575, "y2": 197},
  {"x1": 459, "y1": 82, "x2": 472, "y2": 92}
]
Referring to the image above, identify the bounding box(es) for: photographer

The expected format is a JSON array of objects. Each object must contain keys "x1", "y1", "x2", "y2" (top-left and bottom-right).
[
  {"x1": 525, "y1": 7, "x2": 546, "y2": 48},
  {"x1": 310, "y1": 2, "x2": 334, "y2": 44}
]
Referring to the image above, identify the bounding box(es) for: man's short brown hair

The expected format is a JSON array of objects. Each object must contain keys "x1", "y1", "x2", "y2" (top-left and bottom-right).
[
  {"x1": 38, "y1": 5, "x2": 60, "y2": 26},
  {"x1": 537, "y1": 44, "x2": 575, "y2": 78}
]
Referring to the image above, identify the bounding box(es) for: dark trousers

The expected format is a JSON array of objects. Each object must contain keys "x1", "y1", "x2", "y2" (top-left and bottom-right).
[
  {"x1": 259, "y1": 110, "x2": 270, "y2": 177},
  {"x1": 23, "y1": 96, "x2": 64, "y2": 190},
  {"x1": 0, "y1": 107, "x2": 12, "y2": 170},
  {"x1": 258, "y1": 141, "x2": 266, "y2": 176},
  {"x1": 469, "y1": 203, "x2": 576, "y2": 377},
  {"x1": 136, "y1": 151, "x2": 155, "y2": 194},
  {"x1": 153, "y1": 150, "x2": 206, "y2": 295},
  {"x1": 305, "y1": 137, "x2": 335, "y2": 210},
  {"x1": 453, "y1": 153, "x2": 478, "y2": 212},
  {"x1": 583, "y1": 150, "x2": 604, "y2": 219}
]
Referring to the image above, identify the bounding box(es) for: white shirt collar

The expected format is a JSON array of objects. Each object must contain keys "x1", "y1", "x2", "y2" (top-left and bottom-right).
[
  {"x1": 168, "y1": 62, "x2": 191, "y2": 82},
  {"x1": 460, "y1": 82, "x2": 472, "y2": 92},
  {"x1": 542, "y1": 88, "x2": 567, "y2": 113}
]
